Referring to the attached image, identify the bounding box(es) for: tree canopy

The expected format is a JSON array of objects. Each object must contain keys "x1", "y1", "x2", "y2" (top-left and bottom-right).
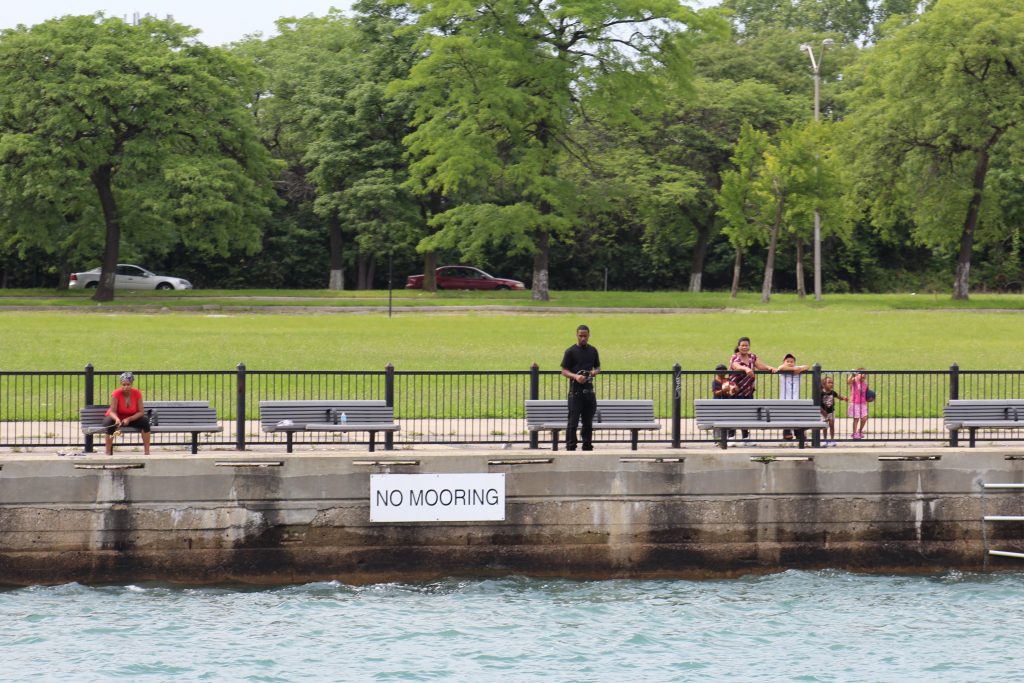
[
  {"x1": 842, "y1": 0, "x2": 1024, "y2": 299},
  {"x1": 1, "y1": 1, "x2": 1024, "y2": 300},
  {"x1": 0, "y1": 14, "x2": 276, "y2": 300},
  {"x1": 396, "y1": 0, "x2": 724, "y2": 300}
]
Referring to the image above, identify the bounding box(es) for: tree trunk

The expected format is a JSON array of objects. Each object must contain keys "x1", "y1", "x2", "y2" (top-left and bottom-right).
[
  {"x1": 532, "y1": 230, "x2": 550, "y2": 301},
  {"x1": 730, "y1": 247, "x2": 742, "y2": 298},
  {"x1": 328, "y1": 214, "x2": 344, "y2": 290},
  {"x1": 953, "y1": 147, "x2": 992, "y2": 300},
  {"x1": 761, "y1": 196, "x2": 785, "y2": 304},
  {"x1": 91, "y1": 164, "x2": 120, "y2": 303},
  {"x1": 357, "y1": 255, "x2": 375, "y2": 290},
  {"x1": 423, "y1": 251, "x2": 437, "y2": 291},
  {"x1": 688, "y1": 212, "x2": 714, "y2": 293},
  {"x1": 795, "y1": 236, "x2": 806, "y2": 299}
]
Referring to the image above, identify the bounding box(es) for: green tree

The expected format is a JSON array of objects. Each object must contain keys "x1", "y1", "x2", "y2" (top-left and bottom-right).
[
  {"x1": 718, "y1": 122, "x2": 772, "y2": 297},
  {"x1": 842, "y1": 0, "x2": 1024, "y2": 299},
  {"x1": 0, "y1": 15, "x2": 275, "y2": 300},
  {"x1": 303, "y1": 1, "x2": 426, "y2": 290},
  {"x1": 396, "y1": 0, "x2": 722, "y2": 300},
  {"x1": 721, "y1": 0, "x2": 925, "y2": 43},
  {"x1": 718, "y1": 121, "x2": 849, "y2": 302}
]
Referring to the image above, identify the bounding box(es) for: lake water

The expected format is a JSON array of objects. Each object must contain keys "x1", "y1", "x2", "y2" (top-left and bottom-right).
[{"x1": 2, "y1": 570, "x2": 1021, "y2": 682}]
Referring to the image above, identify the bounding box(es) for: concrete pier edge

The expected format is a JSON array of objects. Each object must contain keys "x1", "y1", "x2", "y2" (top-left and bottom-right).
[{"x1": 2, "y1": 446, "x2": 1023, "y2": 585}]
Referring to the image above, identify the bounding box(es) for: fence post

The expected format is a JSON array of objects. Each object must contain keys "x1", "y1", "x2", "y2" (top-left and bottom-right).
[
  {"x1": 529, "y1": 363, "x2": 540, "y2": 449},
  {"x1": 672, "y1": 363, "x2": 682, "y2": 448},
  {"x1": 949, "y1": 363, "x2": 959, "y2": 447},
  {"x1": 84, "y1": 363, "x2": 95, "y2": 453},
  {"x1": 236, "y1": 363, "x2": 246, "y2": 451},
  {"x1": 385, "y1": 363, "x2": 395, "y2": 450},
  {"x1": 811, "y1": 363, "x2": 822, "y2": 448}
]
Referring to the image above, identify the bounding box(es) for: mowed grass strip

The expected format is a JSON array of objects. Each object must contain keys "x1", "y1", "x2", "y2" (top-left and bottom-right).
[
  {"x1": 0, "y1": 307, "x2": 1016, "y2": 371},
  {"x1": 5, "y1": 289, "x2": 1024, "y2": 310}
]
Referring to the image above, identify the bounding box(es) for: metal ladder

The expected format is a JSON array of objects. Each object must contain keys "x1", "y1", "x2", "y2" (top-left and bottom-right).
[{"x1": 982, "y1": 482, "x2": 1024, "y2": 560}]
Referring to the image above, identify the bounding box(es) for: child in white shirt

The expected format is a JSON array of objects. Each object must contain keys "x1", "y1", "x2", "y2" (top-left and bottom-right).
[{"x1": 779, "y1": 353, "x2": 809, "y2": 440}]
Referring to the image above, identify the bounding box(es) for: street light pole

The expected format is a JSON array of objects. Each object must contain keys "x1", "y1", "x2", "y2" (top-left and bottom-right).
[{"x1": 801, "y1": 38, "x2": 832, "y2": 302}]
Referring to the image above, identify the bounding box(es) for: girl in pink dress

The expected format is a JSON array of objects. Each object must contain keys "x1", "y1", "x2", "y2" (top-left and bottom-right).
[{"x1": 847, "y1": 369, "x2": 870, "y2": 439}]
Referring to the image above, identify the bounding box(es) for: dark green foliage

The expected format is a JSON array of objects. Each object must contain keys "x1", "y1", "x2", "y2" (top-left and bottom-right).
[{"x1": 0, "y1": 15, "x2": 277, "y2": 299}]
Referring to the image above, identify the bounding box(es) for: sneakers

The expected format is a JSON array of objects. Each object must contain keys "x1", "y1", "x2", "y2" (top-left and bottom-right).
[
  {"x1": 829, "y1": 440, "x2": 838, "y2": 447},
  {"x1": 852, "y1": 432, "x2": 863, "y2": 440}
]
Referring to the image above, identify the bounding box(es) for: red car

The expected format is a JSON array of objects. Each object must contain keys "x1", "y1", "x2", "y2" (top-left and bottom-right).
[{"x1": 406, "y1": 266, "x2": 526, "y2": 291}]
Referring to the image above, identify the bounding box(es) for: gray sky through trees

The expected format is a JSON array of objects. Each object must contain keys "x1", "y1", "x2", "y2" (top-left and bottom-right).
[{"x1": 0, "y1": 1, "x2": 352, "y2": 45}]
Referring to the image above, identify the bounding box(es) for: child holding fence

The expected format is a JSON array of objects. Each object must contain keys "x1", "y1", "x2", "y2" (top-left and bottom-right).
[
  {"x1": 847, "y1": 369, "x2": 871, "y2": 439},
  {"x1": 820, "y1": 376, "x2": 847, "y2": 446},
  {"x1": 778, "y1": 353, "x2": 809, "y2": 440}
]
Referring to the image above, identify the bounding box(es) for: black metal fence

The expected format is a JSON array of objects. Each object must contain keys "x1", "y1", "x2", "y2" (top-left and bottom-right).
[{"x1": 0, "y1": 363, "x2": 1020, "y2": 450}]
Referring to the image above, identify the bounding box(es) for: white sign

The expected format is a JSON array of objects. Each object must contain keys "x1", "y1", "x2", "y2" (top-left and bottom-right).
[{"x1": 370, "y1": 473, "x2": 506, "y2": 522}]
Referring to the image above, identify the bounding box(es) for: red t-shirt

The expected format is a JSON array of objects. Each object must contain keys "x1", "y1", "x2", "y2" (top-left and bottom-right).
[{"x1": 107, "y1": 387, "x2": 142, "y2": 420}]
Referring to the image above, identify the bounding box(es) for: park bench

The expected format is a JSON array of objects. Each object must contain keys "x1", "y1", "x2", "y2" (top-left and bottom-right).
[
  {"x1": 259, "y1": 400, "x2": 399, "y2": 453},
  {"x1": 80, "y1": 400, "x2": 223, "y2": 454},
  {"x1": 943, "y1": 400, "x2": 1024, "y2": 447},
  {"x1": 694, "y1": 399, "x2": 826, "y2": 450},
  {"x1": 525, "y1": 399, "x2": 661, "y2": 451}
]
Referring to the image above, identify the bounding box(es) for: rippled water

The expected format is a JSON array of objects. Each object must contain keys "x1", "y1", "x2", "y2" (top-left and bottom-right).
[{"x1": 2, "y1": 571, "x2": 1022, "y2": 682}]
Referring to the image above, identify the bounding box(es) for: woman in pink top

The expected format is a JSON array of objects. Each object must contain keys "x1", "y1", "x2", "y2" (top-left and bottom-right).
[
  {"x1": 102, "y1": 371, "x2": 151, "y2": 455},
  {"x1": 847, "y1": 368, "x2": 870, "y2": 439}
]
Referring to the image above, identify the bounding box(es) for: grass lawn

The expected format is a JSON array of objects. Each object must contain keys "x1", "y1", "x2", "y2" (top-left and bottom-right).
[
  {"x1": 0, "y1": 301, "x2": 1017, "y2": 371},
  {"x1": 5, "y1": 288, "x2": 1024, "y2": 311}
]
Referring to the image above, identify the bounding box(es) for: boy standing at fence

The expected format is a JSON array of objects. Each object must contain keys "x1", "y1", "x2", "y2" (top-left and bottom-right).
[
  {"x1": 820, "y1": 376, "x2": 847, "y2": 446},
  {"x1": 561, "y1": 324, "x2": 601, "y2": 451},
  {"x1": 778, "y1": 353, "x2": 809, "y2": 440},
  {"x1": 712, "y1": 364, "x2": 737, "y2": 443},
  {"x1": 712, "y1": 364, "x2": 735, "y2": 399}
]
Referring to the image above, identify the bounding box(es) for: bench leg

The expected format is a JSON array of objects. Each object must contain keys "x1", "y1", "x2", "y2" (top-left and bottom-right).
[
  {"x1": 286, "y1": 431, "x2": 294, "y2": 454},
  {"x1": 369, "y1": 431, "x2": 378, "y2": 452},
  {"x1": 631, "y1": 430, "x2": 639, "y2": 451},
  {"x1": 797, "y1": 432, "x2": 806, "y2": 449},
  {"x1": 191, "y1": 432, "x2": 199, "y2": 455},
  {"x1": 969, "y1": 428, "x2": 976, "y2": 448},
  {"x1": 720, "y1": 431, "x2": 728, "y2": 450},
  {"x1": 551, "y1": 430, "x2": 559, "y2": 452},
  {"x1": 949, "y1": 429, "x2": 959, "y2": 447}
]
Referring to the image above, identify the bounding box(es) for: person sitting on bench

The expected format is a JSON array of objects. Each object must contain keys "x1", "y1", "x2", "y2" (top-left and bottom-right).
[{"x1": 102, "y1": 371, "x2": 151, "y2": 455}]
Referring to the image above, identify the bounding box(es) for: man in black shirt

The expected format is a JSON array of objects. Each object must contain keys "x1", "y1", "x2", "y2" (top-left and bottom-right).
[{"x1": 560, "y1": 324, "x2": 601, "y2": 451}]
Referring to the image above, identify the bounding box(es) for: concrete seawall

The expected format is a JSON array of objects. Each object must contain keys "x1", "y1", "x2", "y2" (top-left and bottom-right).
[{"x1": 2, "y1": 448, "x2": 1023, "y2": 585}]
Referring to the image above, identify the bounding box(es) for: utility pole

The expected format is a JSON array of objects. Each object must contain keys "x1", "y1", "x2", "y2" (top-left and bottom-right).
[{"x1": 800, "y1": 38, "x2": 833, "y2": 302}]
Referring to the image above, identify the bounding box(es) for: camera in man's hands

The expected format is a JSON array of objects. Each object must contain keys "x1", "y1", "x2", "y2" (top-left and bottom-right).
[{"x1": 577, "y1": 369, "x2": 594, "y2": 383}]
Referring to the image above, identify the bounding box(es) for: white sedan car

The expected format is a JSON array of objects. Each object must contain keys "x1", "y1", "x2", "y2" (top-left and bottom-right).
[{"x1": 68, "y1": 264, "x2": 193, "y2": 290}]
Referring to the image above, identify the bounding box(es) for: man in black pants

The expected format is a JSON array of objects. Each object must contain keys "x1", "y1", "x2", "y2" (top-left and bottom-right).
[{"x1": 560, "y1": 324, "x2": 601, "y2": 451}]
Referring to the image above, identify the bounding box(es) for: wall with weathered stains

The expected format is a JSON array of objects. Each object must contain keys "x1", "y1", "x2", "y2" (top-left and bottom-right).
[{"x1": 1, "y1": 449, "x2": 1023, "y2": 585}]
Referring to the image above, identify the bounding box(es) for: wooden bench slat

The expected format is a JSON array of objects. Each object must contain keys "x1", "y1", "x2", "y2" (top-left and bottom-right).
[
  {"x1": 694, "y1": 399, "x2": 824, "y2": 450},
  {"x1": 259, "y1": 400, "x2": 399, "y2": 452},
  {"x1": 80, "y1": 401, "x2": 222, "y2": 454},
  {"x1": 524, "y1": 399, "x2": 660, "y2": 451},
  {"x1": 943, "y1": 400, "x2": 1024, "y2": 447}
]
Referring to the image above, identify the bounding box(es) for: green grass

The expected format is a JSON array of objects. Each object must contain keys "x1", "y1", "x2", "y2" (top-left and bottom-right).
[
  {"x1": 0, "y1": 295, "x2": 1016, "y2": 422},
  {"x1": 0, "y1": 303, "x2": 1015, "y2": 371},
  {"x1": 6, "y1": 288, "x2": 1024, "y2": 311}
]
